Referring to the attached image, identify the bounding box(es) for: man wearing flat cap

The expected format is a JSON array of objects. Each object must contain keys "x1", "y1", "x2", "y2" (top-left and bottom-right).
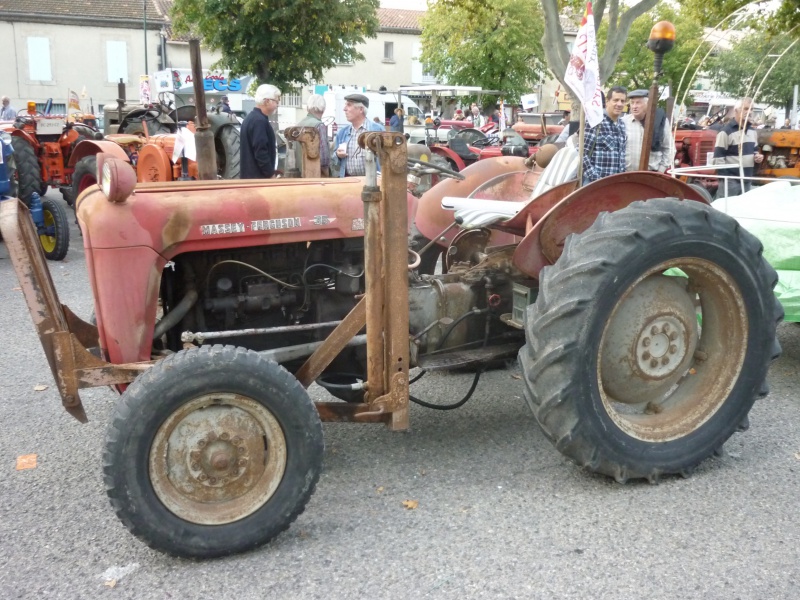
[
  {"x1": 623, "y1": 89, "x2": 673, "y2": 173},
  {"x1": 332, "y1": 93, "x2": 385, "y2": 177}
]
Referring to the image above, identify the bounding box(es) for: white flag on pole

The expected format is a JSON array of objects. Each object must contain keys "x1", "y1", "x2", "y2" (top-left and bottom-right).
[{"x1": 563, "y1": 2, "x2": 604, "y2": 128}]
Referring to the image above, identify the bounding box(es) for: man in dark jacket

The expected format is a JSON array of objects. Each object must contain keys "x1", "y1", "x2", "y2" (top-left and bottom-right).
[{"x1": 240, "y1": 84, "x2": 281, "y2": 179}]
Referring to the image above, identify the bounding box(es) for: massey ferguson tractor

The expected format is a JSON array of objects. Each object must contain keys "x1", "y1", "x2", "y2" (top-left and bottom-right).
[{"x1": 1, "y1": 124, "x2": 781, "y2": 559}]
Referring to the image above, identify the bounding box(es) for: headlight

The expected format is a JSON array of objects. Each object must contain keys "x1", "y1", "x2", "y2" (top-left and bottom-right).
[{"x1": 96, "y1": 154, "x2": 137, "y2": 203}]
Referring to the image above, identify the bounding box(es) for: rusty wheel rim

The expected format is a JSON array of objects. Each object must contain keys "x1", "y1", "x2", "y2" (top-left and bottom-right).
[
  {"x1": 598, "y1": 258, "x2": 748, "y2": 442},
  {"x1": 149, "y1": 393, "x2": 287, "y2": 525}
]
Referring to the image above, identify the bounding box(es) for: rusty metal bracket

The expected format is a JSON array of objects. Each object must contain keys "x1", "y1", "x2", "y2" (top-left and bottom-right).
[
  {"x1": 360, "y1": 132, "x2": 410, "y2": 431},
  {"x1": 284, "y1": 126, "x2": 321, "y2": 178},
  {"x1": 0, "y1": 199, "x2": 154, "y2": 423}
]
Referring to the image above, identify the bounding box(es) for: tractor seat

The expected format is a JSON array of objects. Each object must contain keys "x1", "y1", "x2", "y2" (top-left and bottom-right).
[
  {"x1": 441, "y1": 139, "x2": 580, "y2": 229},
  {"x1": 440, "y1": 198, "x2": 523, "y2": 229},
  {"x1": 448, "y1": 137, "x2": 480, "y2": 161},
  {"x1": 530, "y1": 142, "x2": 580, "y2": 198}
]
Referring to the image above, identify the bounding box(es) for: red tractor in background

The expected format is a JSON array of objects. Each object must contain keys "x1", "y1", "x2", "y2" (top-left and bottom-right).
[{"x1": 674, "y1": 125, "x2": 800, "y2": 194}]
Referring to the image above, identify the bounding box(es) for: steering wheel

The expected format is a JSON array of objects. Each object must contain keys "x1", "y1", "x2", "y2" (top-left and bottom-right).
[{"x1": 407, "y1": 157, "x2": 465, "y2": 180}]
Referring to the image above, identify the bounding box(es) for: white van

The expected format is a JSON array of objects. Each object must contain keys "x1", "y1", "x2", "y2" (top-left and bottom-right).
[{"x1": 322, "y1": 90, "x2": 423, "y2": 137}]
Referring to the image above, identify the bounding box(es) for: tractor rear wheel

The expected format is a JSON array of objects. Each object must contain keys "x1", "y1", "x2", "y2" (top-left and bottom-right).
[
  {"x1": 39, "y1": 197, "x2": 70, "y2": 261},
  {"x1": 71, "y1": 156, "x2": 97, "y2": 204},
  {"x1": 520, "y1": 198, "x2": 782, "y2": 482},
  {"x1": 215, "y1": 125, "x2": 240, "y2": 179},
  {"x1": 103, "y1": 345, "x2": 324, "y2": 558},
  {"x1": 10, "y1": 137, "x2": 43, "y2": 205}
]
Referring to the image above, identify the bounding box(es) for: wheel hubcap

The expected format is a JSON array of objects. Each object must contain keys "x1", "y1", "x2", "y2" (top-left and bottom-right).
[
  {"x1": 150, "y1": 393, "x2": 287, "y2": 525},
  {"x1": 598, "y1": 259, "x2": 748, "y2": 442}
]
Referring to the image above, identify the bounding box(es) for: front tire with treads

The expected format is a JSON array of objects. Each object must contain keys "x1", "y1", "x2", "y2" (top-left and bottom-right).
[{"x1": 520, "y1": 198, "x2": 782, "y2": 482}]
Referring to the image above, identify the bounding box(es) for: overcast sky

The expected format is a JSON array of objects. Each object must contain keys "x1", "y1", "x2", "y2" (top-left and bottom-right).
[{"x1": 381, "y1": 0, "x2": 428, "y2": 10}]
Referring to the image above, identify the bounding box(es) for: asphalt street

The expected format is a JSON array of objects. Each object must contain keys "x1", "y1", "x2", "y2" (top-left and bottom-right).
[{"x1": 1, "y1": 193, "x2": 800, "y2": 600}]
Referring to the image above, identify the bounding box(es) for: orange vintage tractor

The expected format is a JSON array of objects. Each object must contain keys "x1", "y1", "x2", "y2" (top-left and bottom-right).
[
  {"x1": 3, "y1": 102, "x2": 105, "y2": 205},
  {"x1": 69, "y1": 104, "x2": 241, "y2": 200}
]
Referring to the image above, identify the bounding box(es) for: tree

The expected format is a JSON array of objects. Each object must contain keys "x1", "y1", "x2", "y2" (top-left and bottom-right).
[
  {"x1": 711, "y1": 32, "x2": 800, "y2": 115},
  {"x1": 419, "y1": 0, "x2": 546, "y2": 103},
  {"x1": 170, "y1": 0, "x2": 380, "y2": 88},
  {"x1": 602, "y1": 4, "x2": 710, "y2": 102},
  {"x1": 540, "y1": 0, "x2": 660, "y2": 93}
]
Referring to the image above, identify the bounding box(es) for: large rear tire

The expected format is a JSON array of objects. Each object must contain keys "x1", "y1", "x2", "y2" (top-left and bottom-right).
[
  {"x1": 10, "y1": 137, "x2": 43, "y2": 205},
  {"x1": 71, "y1": 155, "x2": 97, "y2": 204},
  {"x1": 103, "y1": 345, "x2": 324, "y2": 558},
  {"x1": 520, "y1": 198, "x2": 782, "y2": 482},
  {"x1": 39, "y1": 197, "x2": 70, "y2": 261},
  {"x1": 215, "y1": 125, "x2": 240, "y2": 179}
]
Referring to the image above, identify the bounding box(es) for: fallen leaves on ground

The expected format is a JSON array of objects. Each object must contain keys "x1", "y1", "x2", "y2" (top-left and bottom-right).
[
  {"x1": 16, "y1": 454, "x2": 37, "y2": 470},
  {"x1": 104, "y1": 580, "x2": 117, "y2": 588},
  {"x1": 33, "y1": 384, "x2": 48, "y2": 391},
  {"x1": 402, "y1": 500, "x2": 419, "y2": 510},
  {"x1": 511, "y1": 374, "x2": 521, "y2": 380},
  {"x1": 376, "y1": 486, "x2": 384, "y2": 493}
]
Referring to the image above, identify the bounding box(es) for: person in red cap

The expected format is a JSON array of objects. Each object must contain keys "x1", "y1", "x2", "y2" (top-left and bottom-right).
[{"x1": 454, "y1": 109, "x2": 465, "y2": 121}]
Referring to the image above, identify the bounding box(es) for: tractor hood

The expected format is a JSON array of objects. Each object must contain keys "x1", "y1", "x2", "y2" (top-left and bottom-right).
[{"x1": 77, "y1": 176, "x2": 415, "y2": 259}]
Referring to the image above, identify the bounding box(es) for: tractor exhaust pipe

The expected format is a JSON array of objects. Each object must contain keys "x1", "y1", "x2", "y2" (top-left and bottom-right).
[{"x1": 189, "y1": 39, "x2": 219, "y2": 180}]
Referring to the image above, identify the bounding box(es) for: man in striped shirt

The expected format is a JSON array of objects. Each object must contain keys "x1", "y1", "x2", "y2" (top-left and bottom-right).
[{"x1": 712, "y1": 97, "x2": 764, "y2": 197}]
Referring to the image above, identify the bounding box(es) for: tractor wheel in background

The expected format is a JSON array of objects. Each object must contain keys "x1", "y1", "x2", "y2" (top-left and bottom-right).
[
  {"x1": 123, "y1": 120, "x2": 172, "y2": 137},
  {"x1": 688, "y1": 183, "x2": 714, "y2": 203},
  {"x1": 6, "y1": 152, "x2": 17, "y2": 199},
  {"x1": 10, "y1": 137, "x2": 43, "y2": 205},
  {"x1": 39, "y1": 197, "x2": 70, "y2": 261},
  {"x1": 61, "y1": 135, "x2": 88, "y2": 206},
  {"x1": 71, "y1": 156, "x2": 98, "y2": 204},
  {"x1": 215, "y1": 126, "x2": 241, "y2": 179},
  {"x1": 520, "y1": 198, "x2": 782, "y2": 483},
  {"x1": 103, "y1": 345, "x2": 324, "y2": 558}
]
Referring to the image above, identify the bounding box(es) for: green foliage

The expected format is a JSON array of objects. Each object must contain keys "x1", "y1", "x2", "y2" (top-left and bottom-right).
[
  {"x1": 601, "y1": 4, "x2": 709, "y2": 101},
  {"x1": 419, "y1": 0, "x2": 545, "y2": 103},
  {"x1": 170, "y1": 0, "x2": 379, "y2": 88},
  {"x1": 711, "y1": 32, "x2": 800, "y2": 111}
]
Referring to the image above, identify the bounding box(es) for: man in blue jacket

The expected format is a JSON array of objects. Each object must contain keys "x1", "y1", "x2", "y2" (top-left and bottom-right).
[
  {"x1": 332, "y1": 93, "x2": 384, "y2": 177},
  {"x1": 240, "y1": 84, "x2": 281, "y2": 179}
]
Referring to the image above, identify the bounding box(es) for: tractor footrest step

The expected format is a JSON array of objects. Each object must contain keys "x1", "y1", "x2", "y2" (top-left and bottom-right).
[{"x1": 416, "y1": 342, "x2": 520, "y2": 371}]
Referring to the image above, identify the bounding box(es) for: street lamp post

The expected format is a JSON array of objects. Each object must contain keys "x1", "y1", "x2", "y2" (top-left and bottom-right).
[
  {"x1": 143, "y1": 0, "x2": 149, "y2": 76},
  {"x1": 639, "y1": 21, "x2": 675, "y2": 171}
]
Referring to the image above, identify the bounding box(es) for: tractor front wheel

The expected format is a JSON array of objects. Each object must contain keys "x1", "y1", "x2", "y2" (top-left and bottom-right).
[
  {"x1": 520, "y1": 198, "x2": 782, "y2": 482},
  {"x1": 215, "y1": 125, "x2": 241, "y2": 179},
  {"x1": 10, "y1": 137, "x2": 43, "y2": 205},
  {"x1": 103, "y1": 345, "x2": 324, "y2": 558},
  {"x1": 39, "y1": 197, "x2": 70, "y2": 260}
]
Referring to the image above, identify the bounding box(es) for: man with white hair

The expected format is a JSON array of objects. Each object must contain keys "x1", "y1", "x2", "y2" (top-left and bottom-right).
[
  {"x1": 331, "y1": 93, "x2": 384, "y2": 177},
  {"x1": 712, "y1": 97, "x2": 764, "y2": 197},
  {"x1": 623, "y1": 89, "x2": 673, "y2": 173},
  {"x1": 240, "y1": 84, "x2": 281, "y2": 179},
  {"x1": 1, "y1": 96, "x2": 16, "y2": 120},
  {"x1": 295, "y1": 94, "x2": 331, "y2": 177}
]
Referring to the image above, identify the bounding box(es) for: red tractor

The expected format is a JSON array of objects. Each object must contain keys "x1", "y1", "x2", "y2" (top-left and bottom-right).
[{"x1": 1, "y1": 131, "x2": 781, "y2": 559}]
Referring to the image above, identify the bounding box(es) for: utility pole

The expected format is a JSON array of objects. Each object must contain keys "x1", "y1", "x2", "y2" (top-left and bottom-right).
[{"x1": 143, "y1": 0, "x2": 148, "y2": 76}]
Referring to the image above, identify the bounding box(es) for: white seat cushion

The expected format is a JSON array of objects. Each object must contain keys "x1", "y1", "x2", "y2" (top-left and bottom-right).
[
  {"x1": 531, "y1": 144, "x2": 580, "y2": 198},
  {"x1": 440, "y1": 198, "x2": 523, "y2": 228}
]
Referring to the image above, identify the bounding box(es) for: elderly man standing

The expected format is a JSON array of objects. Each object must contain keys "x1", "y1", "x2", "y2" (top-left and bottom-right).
[
  {"x1": 1, "y1": 96, "x2": 16, "y2": 120},
  {"x1": 713, "y1": 97, "x2": 764, "y2": 197},
  {"x1": 623, "y1": 89, "x2": 673, "y2": 173},
  {"x1": 295, "y1": 94, "x2": 331, "y2": 177},
  {"x1": 240, "y1": 84, "x2": 281, "y2": 179},
  {"x1": 331, "y1": 93, "x2": 384, "y2": 178}
]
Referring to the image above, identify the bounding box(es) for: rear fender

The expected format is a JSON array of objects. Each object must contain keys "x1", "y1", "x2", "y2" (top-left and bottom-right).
[
  {"x1": 512, "y1": 171, "x2": 711, "y2": 278},
  {"x1": 68, "y1": 140, "x2": 131, "y2": 167},
  {"x1": 10, "y1": 129, "x2": 39, "y2": 150}
]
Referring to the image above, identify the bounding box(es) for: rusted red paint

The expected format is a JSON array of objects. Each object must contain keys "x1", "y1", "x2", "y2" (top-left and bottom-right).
[{"x1": 512, "y1": 172, "x2": 710, "y2": 278}]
